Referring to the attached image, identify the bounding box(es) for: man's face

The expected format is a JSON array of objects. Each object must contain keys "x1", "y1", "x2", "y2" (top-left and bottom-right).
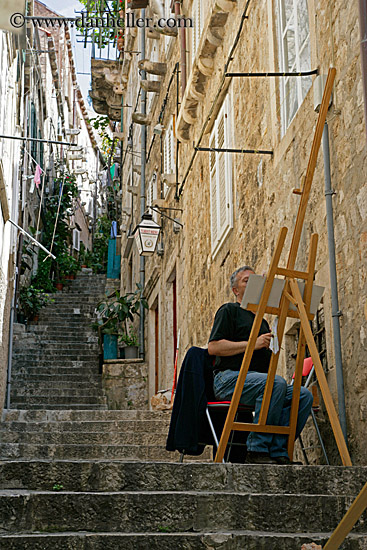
[{"x1": 232, "y1": 270, "x2": 254, "y2": 303}]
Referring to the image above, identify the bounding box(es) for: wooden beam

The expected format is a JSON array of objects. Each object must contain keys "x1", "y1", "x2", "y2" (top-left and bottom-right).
[
  {"x1": 246, "y1": 302, "x2": 314, "y2": 320},
  {"x1": 289, "y1": 278, "x2": 352, "y2": 466},
  {"x1": 287, "y1": 234, "x2": 318, "y2": 459},
  {"x1": 276, "y1": 267, "x2": 310, "y2": 280},
  {"x1": 287, "y1": 68, "x2": 336, "y2": 270},
  {"x1": 232, "y1": 422, "x2": 290, "y2": 434},
  {"x1": 324, "y1": 482, "x2": 367, "y2": 549}
]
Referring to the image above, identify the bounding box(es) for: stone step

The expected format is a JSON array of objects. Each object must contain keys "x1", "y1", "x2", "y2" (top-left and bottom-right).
[
  {"x1": 20, "y1": 335, "x2": 99, "y2": 343},
  {"x1": 36, "y1": 317, "x2": 95, "y2": 324},
  {"x1": 11, "y1": 388, "x2": 103, "y2": 399},
  {"x1": 14, "y1": 356, "x2": 98, "y2": 363},
  {"x1": 0, "y1": 489, "x2": 365, "y2": 534},
  {"x1": 3, "y1": 531, "x2": 366, "y2": 550},
  {"x1": 9, "y1": 395, "x2": 107, "y2": 405},
  {"x1": 13, "y1": 343, "x2": 99, "y2": 351},
  {"x1": 2, "y1": 410, "x2": 171, "y2": 422},
  {"x1": 10, "y1": 373, "x2": 101, "y2": 382},
  {"x1": 12, "y1": 361, "x2": 100, "y2": 369},
  {"x1": 7, "y1": 404, "x2": 108, "y2": 411},
  {"x1": 8, "y1": 381, "x2": 101, "y2": 391},
  {"x1": 0, "y1": 419, "x2": 170, "y2": 434},
  {"x1": 0, "y1": 461, "x2": 365, "y2": 495},
  {"x1": 0, "y1": 443, "x2": 183, "y2": 460},
  {"x1": 0, "y1": 430, "x2": 168, "y2": 446}
]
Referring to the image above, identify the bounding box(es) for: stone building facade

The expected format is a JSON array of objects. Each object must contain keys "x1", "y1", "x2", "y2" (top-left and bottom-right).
[
  {"x1": 0, "y1": 0, "x2": 102, "y2": 413},
  {"x1": 118, "y1": 0, "x2": 367, "y2": 463}
]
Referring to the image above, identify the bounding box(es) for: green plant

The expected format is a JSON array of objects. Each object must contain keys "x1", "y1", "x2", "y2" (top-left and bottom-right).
[
  {"x1": 78, "y1": 1, "x2": 125, "y2": 49},
  {"x1": 18, "y1": 285, "x2": 53, "y2": 320},
  {"x1": 119, "y1": 328, "x2": 138, "y2": 347},
  {"x1": 30, "y1": 163, "x2": 80, "y2": 291},
  {"x1": 57, "y1": 252, "x2": 79, "y2": 277},
  {"x1": 52, "y1": 483, "x2": 64, "y2": 491},
  {"x1": 90, "y1": 214, "x2": 111, "y2": 273},
  {"x1": 93, "y1": 284, "x2": 148, "y2": 337}
]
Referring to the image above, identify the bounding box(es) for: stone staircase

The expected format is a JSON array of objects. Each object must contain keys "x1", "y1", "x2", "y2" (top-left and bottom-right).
[
  {"x1": 9, "y1": 272, "x2": 108, "y2": 410},
  {"x1": 1, "y1": 273, "x2": 367, "y2": 548}
]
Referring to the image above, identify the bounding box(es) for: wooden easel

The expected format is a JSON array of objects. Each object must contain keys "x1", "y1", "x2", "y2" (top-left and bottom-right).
[{"x1": 214, "y1": 67, "x2": 352, "y2": 467}]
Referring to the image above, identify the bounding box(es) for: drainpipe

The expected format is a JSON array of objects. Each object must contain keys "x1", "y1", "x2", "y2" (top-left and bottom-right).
[
  {"x1": 322, "y1": 122, "x2": 348, "y2": 444},
  {"x1": 359, "y1": 0, "x2": 367, "y2": 140},
  {"x1": 175, "y1": 0, "x2": 187, "y2": 96},
  {"x1": 139, "y1": 10, "x2": 147, "y2": 360}
]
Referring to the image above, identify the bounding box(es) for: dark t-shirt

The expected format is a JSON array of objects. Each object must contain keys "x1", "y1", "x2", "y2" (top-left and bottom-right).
[{"x1": 209, "y1": 302, "x2": 272, "y2": 374}]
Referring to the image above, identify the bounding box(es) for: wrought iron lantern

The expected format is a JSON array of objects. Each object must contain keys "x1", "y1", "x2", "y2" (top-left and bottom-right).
[{"x1": 133, "y1": 213, "x2": 161, "y2": 256}]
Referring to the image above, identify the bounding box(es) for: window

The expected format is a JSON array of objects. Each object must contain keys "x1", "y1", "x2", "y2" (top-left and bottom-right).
[
  {"x1": 191, "y1": 0, "x2": 204, "y2": 64},
  {"x1": 72, "y1": 229, "x2": 80, "y2": 251},
  {"x1": 276, "y1": 0, "x2": 312, "y2": 133},
  {"x1": 209, "y1": 95, "x2": 233, "y2": 256},
  {"x1": 163, "y1": 117, "x2": 174, "y2": 176},
  {"x1": 163, "y1": 117, "x2": 174, "y2": 197}
]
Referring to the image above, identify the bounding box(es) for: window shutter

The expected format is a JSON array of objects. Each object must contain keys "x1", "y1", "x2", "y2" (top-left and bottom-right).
[
  {"x1": 191, "y1": 0, "x2": 203, "y2": 63},
  {"x1": 73, "y1": 229, "x2": 80, "y2": 251},
  {"x1": 209, "y1": 130, "x2": 218, "y2": 247},
  {"x1": 209, "y1": 95, "x2": 233, "y2": 255},
  {"x1": 223, "y1": 97, "x2": 233, "y2": 234}
]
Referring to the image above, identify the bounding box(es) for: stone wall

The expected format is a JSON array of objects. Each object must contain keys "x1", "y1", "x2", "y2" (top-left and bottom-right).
[
  {"x1": 120, "y1": 0, "x2": 367, "y2": 463},
  {"x1": 102, "y1": 359, "x2": 149, "y2": 410}
]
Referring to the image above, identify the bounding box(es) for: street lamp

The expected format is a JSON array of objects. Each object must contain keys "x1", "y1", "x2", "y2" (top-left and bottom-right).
[{"x1": 133, "y1": 213, "x2": 161, "y2": 256}]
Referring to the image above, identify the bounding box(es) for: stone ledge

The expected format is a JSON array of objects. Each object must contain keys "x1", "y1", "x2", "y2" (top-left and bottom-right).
[
  {"x1": 176, "y1": 0, "x2": 237, "y2": 142},
  {"x1": 104, "y1": 358, "x2": 144, "y2": 364}
]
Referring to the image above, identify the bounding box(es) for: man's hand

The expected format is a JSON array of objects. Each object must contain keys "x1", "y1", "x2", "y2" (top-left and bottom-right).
[
  {"x1": 255, "y1": 333, "x2": 273, "y2": 350},
  {"x1": 208, "y1": 334, "x2": 273, "y2": 356}
]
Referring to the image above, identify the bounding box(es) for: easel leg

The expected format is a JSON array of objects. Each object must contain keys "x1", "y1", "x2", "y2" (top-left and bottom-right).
[
  {"x1": 289, "y1": 278, "x2": 352, "y2": 467},
  {"x1": 323, "y1": 482, "x2": 367, "y2": 550},
  {"x1": 287, "y1": 234, "x2": 318, "y2": 458},
  {"x1": 287, "y1": 327, "x2": 306, "y2": 459}
]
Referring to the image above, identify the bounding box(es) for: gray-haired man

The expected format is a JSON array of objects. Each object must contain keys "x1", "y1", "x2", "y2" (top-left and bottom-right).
[{"x1": 208, "y1": 266, "x2": 313, "y2": 465}]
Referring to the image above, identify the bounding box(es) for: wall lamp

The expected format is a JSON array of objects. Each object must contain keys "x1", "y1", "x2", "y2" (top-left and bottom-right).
[{"x1": 133, "y1": 206, "x2": 183, "y2": 256}]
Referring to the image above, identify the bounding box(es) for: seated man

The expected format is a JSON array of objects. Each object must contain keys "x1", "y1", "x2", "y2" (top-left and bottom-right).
[{"x1": 208, "y1": 265, "x2": 313, "y2": 465}]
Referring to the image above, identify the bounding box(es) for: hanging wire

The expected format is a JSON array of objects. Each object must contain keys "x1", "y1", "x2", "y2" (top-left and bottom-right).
[{"x1": 44, "y1": 172, "x2": 65, "y2": 261}]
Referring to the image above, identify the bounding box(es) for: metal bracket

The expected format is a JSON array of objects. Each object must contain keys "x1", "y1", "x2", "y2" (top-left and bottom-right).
[{"x1": 332, "y1": 310, "x2": 343, "y2": 318}]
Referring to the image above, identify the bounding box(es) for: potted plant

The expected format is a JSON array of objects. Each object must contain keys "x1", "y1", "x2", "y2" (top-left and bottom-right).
[
  {"x1": 119, "y1": 328, "x2": 139, "y2": 359},
  {"x1": 58, "y1": 252, "x2": 79, "y2": 280},
  {"x1": 18, "y1": 285, "x2": 53, "y2": 322},
  {"x1": 93, "y1": 284, "x2": 148, "y2": 361}
]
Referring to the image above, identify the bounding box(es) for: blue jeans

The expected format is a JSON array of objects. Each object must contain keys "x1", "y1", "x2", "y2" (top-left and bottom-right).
[{"x1": 213, "y1": 369, "x2": 313, "y2": 457}]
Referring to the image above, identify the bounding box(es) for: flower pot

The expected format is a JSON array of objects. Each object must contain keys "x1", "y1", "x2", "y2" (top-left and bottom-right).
[
  {"x1": 55, "y1": 283, "x2": 64, "y2": 291},
  {"x1": 124, "y1": 345, "x2": 139, "y2": 359},
  {"x1": 65, "y1": 275, "x2": 73, "y2": 280},
  {"x1": 31, "y1": 314, "x2": 39, "y2": 323},
  {"x1": 103, "y1": 334, "x2": 118, "y2": 360}
]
